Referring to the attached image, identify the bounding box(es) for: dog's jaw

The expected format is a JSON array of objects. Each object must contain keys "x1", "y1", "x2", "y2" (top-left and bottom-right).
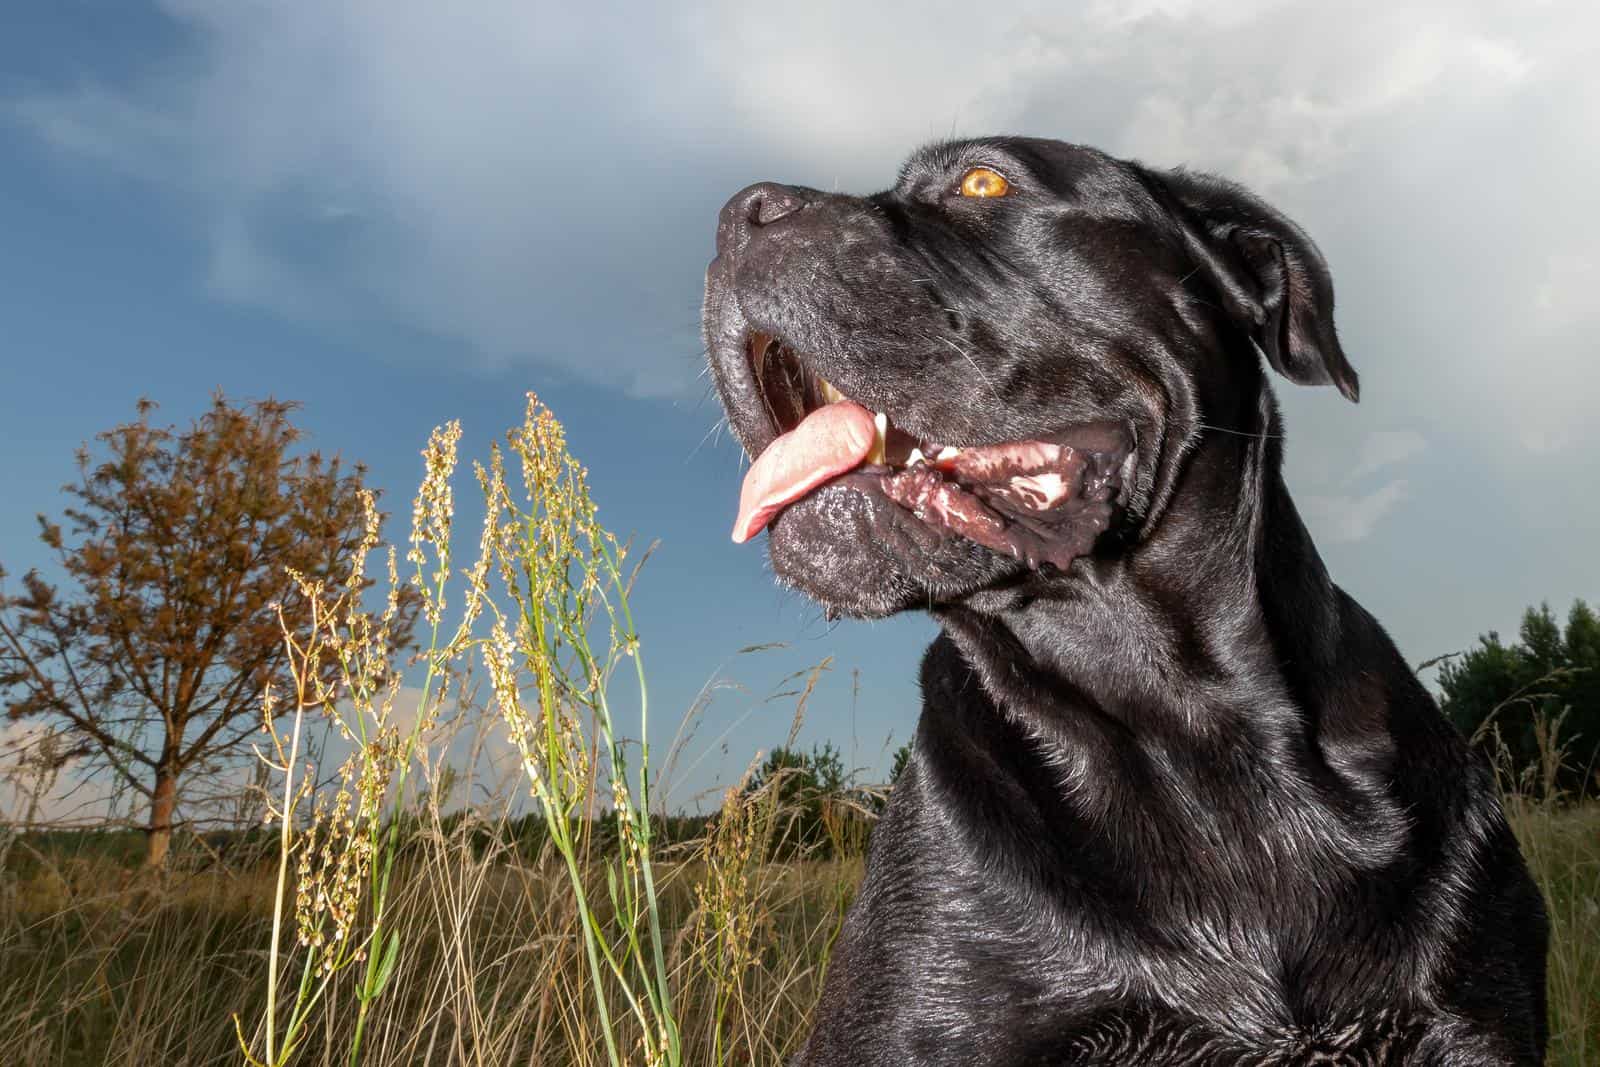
[
  {"x1": 728, "y1": 334, "x2": 1136, "y2": 572},
  {"x1": 703, "y1": 192, "x2": 1166, "y2": 614}
]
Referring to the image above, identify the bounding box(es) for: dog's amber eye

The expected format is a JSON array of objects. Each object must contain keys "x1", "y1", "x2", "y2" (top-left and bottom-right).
[{"x1": 959, "y1": 167, "x2": 1009, "y2": 198}]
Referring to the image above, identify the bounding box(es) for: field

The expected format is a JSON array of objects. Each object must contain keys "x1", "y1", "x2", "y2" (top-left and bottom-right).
[
  {"x1": 0, "y1": 803, "x2": 862, "y2": 1066},
  {"x1": 0, "y1": 795, "x2": 1595, "y2": 1066},
  {"x1": 3, "y1": 402, "x2": 1594, "y2": 1066}
]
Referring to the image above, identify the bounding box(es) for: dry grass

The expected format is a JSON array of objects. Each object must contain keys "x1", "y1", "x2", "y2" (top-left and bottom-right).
[
  {"x1": 1490, "y1": 711, "x2": 1600, "y2": 1065},
  {"x1": 1, "y1": 795, "x2": 1593, "y2": 1066},
  {"x1": 1, "y1": 397, "x2": 1593, "y2": 1065},
  {"x1": 0, "y1": 815, "x2": 861, "y2": 1065},
  {"x1": 4, "y1": 396, "x2": 870, "y2": 1067},
  {"x1": 1510, "y1": 800, "x2": 1600, "y2": 1064}
]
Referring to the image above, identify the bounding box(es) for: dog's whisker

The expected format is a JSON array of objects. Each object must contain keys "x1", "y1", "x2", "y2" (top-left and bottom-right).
[
  {"x1": 686, "y1": 414, "x2": 731, "y2": 463},
  {"x1": 1196, "y1": 422, "x2": 1284, "y2": 441},
  {"x1": 938, "y1": 335, "x2": 1001, "y2": 402}
]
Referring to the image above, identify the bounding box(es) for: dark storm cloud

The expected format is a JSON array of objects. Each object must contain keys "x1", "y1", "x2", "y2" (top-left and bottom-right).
[{"x1": 10, "y1": 0, "x2": 1597, "y2": 664}]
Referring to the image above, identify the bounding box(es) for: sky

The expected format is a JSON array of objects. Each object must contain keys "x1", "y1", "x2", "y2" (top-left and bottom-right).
[{"x1": 2, "y1": 0, "x2": 1597, "y2": 815}]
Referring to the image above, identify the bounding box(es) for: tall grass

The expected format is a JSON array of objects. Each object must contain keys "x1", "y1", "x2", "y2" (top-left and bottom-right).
[
  {"x1": 0, "y1": 806, "x2": 858, "y2": 1064},
  {"x1": 203, "y1": 395, "x2": 860, "y2": 1067},
  {"x1": 1482, "y1": 707, "x2": 1600, "y2": 1063},
  {"x1": 3, "y1": 783, "x2": 1592, "y2": 1064},
  {"x1": 477, "y1": 402, "x2": 679, "y2": 1066},
  {"x1": 0, "y1": 397, "x2": 1594, "y2": 1065}
]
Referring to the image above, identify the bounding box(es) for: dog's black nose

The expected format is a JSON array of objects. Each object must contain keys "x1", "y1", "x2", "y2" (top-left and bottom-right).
[{"x1": 716, "y1": 182, "x2": 807, "y2": 256}]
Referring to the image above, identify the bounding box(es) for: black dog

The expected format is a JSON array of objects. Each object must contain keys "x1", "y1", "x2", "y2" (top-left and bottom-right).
[{"x1": 703, "y1": 138, "x2": 1548, "y2": 1066}]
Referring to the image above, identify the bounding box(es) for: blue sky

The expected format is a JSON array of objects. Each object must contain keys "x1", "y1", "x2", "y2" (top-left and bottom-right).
[{"x1": 3, "y1": 0, "x2": 1597, "y2": 812}]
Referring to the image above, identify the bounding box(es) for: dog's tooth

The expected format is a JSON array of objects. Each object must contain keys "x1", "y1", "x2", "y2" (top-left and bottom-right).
[
  {"x1": 819, "y1": 379, "x2": 846, "y2": 406},
  {"x1": 936, "y1": 446, "x2": 963, "y2": 461},
  {"x1": 908, "y1": 447, "x2": 927, "y2": 466},
  {"x1": 870, "y1": 411, "x2": 888, "y2": 465}
]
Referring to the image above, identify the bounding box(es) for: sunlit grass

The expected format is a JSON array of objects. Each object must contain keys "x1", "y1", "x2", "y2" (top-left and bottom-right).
[
  {"x1": 1, "y1": 396, "x2": 1593, "y2": 1066},
  {"x1": 1, "y1": 798, "x2": 1592, "y2": 1065},
  {"x1": 1492, "y1": 710, "x2": 1600, "y2": 1066},
  {"x1": 222, "y1": 394, "x2": 858, "y2": 1066}
]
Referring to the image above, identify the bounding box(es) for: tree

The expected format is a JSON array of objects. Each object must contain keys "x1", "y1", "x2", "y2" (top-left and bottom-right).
[
  {"x1": 1439, "y1": 599, "x2": 1600, "y2": 797},
  {"x1": 741, "y1": 742, "x2": 849, "y2": 857},
  {"x1": 889, "y1": 743, "x2": 911, "y2": 785},
  {"x1": 0, "y1": 394, "x2": 418, "y2": 866},
  {"x1": 744, "y1": 742, "x2": 846, "y2": 802}
]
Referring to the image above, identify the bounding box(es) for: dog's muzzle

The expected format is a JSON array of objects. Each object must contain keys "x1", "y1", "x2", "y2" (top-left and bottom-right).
[{"x1": 730, "y1": 331, "x2": 1131, "y2": 571}]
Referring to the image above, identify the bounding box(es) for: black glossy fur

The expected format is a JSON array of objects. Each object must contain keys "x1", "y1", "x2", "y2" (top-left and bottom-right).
[{"x1": 702, "y1": 138, "x2": 1548, "y2": 1065}]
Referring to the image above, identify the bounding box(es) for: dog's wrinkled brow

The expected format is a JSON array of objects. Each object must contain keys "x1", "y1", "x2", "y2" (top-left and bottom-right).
[
  {"x1": 896, "y1": 138, "x2": 1128, "y2": 207},
  {"x1": 897, "y1": 138, "x2": 1026, "y2": 188}
]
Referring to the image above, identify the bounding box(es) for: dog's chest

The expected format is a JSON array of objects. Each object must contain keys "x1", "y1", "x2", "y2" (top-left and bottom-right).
[
  {"x1": 1041, "y1": 1009, "x2": 1441, "y2": 1067},
  {"x1": 868, "y1": 869, "x2": 1438, "y2": 1067},
  {"x1": 841, "y1": 761, "x2": 1450, "y2": 1067}
]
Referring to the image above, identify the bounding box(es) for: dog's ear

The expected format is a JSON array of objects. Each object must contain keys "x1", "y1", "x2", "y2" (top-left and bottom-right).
[{"x1": 1146, "y1": 166, "x2": 1359, "y2": 403}]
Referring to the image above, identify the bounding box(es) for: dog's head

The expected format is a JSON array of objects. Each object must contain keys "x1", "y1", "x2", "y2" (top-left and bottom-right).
[{"x1": 703, "y1": 137, "x2": 1356, "y2": 618}]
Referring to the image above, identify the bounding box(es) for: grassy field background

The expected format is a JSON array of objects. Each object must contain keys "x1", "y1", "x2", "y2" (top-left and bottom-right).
[
  {"x1": 1, "y1": 789, "x2": 1595, "y2": 1066},
  {"x1": 0, "y1": 796, "x2": 863, "y2": 1066},
  {"x1": 2, "y1": 404, "x2": 1593, "y2": 1065}
]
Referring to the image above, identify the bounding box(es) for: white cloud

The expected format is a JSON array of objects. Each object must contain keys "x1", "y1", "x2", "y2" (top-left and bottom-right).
[
  {"x1": 1301, "y1": 478, "x2": 1411, "y2": 544},
  {"x1": 1346, "y1": 430, "x2": 1429, "y2": 484},
  {"x1": 1282, "y1": 428, "x2": 1425, "y2": 546},
  {"x1": 6, "y1": 0, "x2": 1597, "y2": 436}
]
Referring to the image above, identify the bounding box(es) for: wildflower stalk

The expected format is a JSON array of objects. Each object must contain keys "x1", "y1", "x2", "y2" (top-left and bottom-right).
[
  {"x1": 481, "y1": 395, "x2": 679, "y2": 1067},
  {"x1": 239, "y1": 434, "x2": 459, "y2": 1067},
  {"x1": 347, "y1": 421, "x2": 474, "y2": 1067},
  {"x1": 240, "y1": 398, "x2": 679, "y2": 1066},
  {"x1": 263, "y1": 696, "x2": 302, "y2": 1067}
]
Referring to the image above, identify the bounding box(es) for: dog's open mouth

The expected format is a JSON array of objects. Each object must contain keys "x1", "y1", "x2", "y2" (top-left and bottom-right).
[{"x1": 733, "y1": 333, "x2": 1129, "y2": 570}]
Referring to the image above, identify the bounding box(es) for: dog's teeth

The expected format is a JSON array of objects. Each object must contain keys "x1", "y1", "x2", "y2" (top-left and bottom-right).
[
  {"x1": 908, "y1": 447, "x2": 926, "y2": 466},
  {"x1": 936, "y1": 446, "x2": 962, "y2": 461},
  {"x1": 870, "y1": 411, "x2": 888, "y2": 465},
  {"x1": 819, "y1": 379, "x2": 846, "y2": 406}
]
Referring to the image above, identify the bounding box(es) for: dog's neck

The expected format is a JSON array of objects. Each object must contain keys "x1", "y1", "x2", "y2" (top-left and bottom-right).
[
  {"x1": 940, "y1": 379, "x2": 1361, "y2": 743},
  {"x1": 927, "y1": 372, "x2": 1421, "y2": 877}
]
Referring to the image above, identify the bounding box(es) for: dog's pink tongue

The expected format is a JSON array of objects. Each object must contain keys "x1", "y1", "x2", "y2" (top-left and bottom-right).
[{"x1": 733, "y1": 401, "x2": 876, "y2": 543}]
